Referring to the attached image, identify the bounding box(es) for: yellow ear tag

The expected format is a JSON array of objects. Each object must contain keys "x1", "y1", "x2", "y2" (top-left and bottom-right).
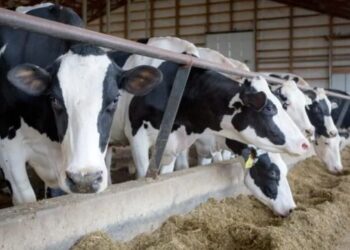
[{"x1": 245, "y1": 154, "x2": 254, "y2": 169}]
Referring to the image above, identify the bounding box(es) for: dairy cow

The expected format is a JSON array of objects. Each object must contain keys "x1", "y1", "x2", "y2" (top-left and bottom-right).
[
  {"x1": 225, "y1": 139, "x2": 295, "y2": 217},
  {"x1": 109, "y1": 37, "x2": 310, "y2": 178},
  {"x1": 267, "y1": 74, "x2": 338, "y2": 138},
  {"x1": 266, "y1": 73, "x2": 342, "y2": 173},
  {"x1": 0, "y1": 5, "x2": 162, "y2": 204}
]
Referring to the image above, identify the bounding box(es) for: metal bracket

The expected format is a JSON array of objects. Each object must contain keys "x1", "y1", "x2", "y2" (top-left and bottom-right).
[
  {"x1": 146, "y1": 65, "x2": 192, "y2": 178},
  {"x1": 336, "y1": 100, "x2": 350, "y2": 128}
]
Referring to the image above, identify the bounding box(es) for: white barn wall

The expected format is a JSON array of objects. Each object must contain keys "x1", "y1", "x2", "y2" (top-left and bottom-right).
[{"x1": 88, "y1": 0, "x2": 350, "y2": 88}]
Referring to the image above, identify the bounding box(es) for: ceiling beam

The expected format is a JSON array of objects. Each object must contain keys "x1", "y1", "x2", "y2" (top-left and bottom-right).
[{"x1": 272, "y1": 0, "x2": 350, "y2": 20}]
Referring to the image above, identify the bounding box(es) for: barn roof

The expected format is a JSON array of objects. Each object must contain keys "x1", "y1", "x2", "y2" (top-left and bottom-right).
[{"x1": 272, "y1": 0, "x2": 350, "y2": 20}]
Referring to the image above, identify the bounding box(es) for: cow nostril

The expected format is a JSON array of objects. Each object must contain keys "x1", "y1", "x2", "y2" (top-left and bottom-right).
[
  {"x1": 95, "y1": 175, "x2": 103, "y2": 184},
  {"x1": 329, "y1": 131, "x2": 338, "y2": 137},
  {"x1": 66, "y1": 171, "x2": 76, "y2": 185},
  {"x1": 302, "y1": 143, "x2": 309, "y2": 150},
  {"x1": 289, "y1": 209, "x2": 294, "y2": 214}
]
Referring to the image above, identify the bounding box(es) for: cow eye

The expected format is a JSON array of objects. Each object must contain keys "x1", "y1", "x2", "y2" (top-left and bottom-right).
[
  {"x1": 324, "y1": 142, "x2": 330, "y2": 145},
  {"x1": 106, "y1": 97, "x2": 119, "y2": 112},
  {"x1": 263, "y1": 103, "x2": 276, "y2": 115},
  {"x1": 267, "y1": 170, "x2": 278, "y2": 179}
]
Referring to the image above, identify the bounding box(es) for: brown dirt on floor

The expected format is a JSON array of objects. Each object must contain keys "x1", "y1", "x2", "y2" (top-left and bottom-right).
[{"x1": 72, "y1": 147, "x2": 350, "y2": 250}]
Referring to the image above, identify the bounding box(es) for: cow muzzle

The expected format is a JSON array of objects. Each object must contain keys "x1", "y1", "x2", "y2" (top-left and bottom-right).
[{"x1": 65, "y1": 170, "x2": 103, "y2": 193}]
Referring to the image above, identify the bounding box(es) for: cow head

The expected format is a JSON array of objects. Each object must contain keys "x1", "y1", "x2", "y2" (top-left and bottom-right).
[
  {"x1": 271, "y1": 81, "x2": 315, "y2": 139},
  {"x1": 313, "y1": 134, "x2": 343, "y2": 174},
  {"x1": 303, "y1": 88, "x2": 338, "y2": 138},
  {"x1": 225, "y1": 76, "x2": 310, "y2": 155},
  {"x1": 7, "y1": 44, "x2": 162, "y2": 194},
  {"x1": 242, "y1": 149, "x2": 296, "y2": 217}
]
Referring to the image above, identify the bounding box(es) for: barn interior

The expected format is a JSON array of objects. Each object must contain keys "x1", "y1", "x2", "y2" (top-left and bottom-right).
[{"x1": 0, "y1": 0, "x2": 349, "y2": 249}]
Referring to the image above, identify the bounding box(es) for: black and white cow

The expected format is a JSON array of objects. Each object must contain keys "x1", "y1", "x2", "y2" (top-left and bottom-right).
[
  {"x1": 267, "y1": 74, "x2": 338, "y2": 138},
  {"x1": 266, "y1": 73, "x2": 342, "y2": 173},
  {"x1": 225, "y1": 139, "x2": 295, "y2": 217},
  {"x1": 189, "y1": 51, "x2": 315, "y2": 167},
  {"x1": 109, "y1": 37, "x2": 310, "y2": 178},
  {"x1": 0, "y1": 5, "x2": 161, "y2": 204}
]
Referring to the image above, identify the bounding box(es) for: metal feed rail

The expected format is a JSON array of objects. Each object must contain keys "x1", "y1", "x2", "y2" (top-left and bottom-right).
[
  {"x1": 0, "y1": 8, "x2": 348, "y2": 100},
  {"x1": 0, "y1": 8, "x2": 349, "y2": 176}
]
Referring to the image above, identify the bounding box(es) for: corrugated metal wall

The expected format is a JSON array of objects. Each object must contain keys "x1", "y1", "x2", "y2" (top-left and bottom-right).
[{"x1": 88, "y1": 0, "x2": 350, "y2": 88}]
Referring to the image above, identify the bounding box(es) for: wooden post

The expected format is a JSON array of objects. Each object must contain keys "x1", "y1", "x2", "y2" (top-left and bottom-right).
[
  {"x1": 150, "y1": 0, "x2": 154, "y2": 37},
  {"x1": 99, "y1": 16, "x2": 104, "y2": 33},
  {"x1": 106, "y1": 0, "x2": 111, "y2": 34},
  {"x1": 175, "y1": 0, "x2": 180, "y2": 36},
  {"x1": 329, "y1": 16, "x2": 334, "y2": 88},
  {"x1": 126, "y1": 0, "x2": 131, "y2": 38},
  {"x1": 206, "y1": 0, "x2": 210, "y2": 33},
  {"x1": 123, "y1": 4, "x2": 127, "y2": 38},
  {"x1": 82, "y1": 0, "x2": 87, "y2": 26},
  {"x1": 230, "y1": 0, "x2": 234, "y2": 30},
  {"x1": 254, "y1": 0, "x2": 258, "y2": 71},
  {"x1": 289, "y1": 7, "x2": 294, "y2": 72},
  {"x1": 145, "y1": 0, "x2": 150, "y2": 37}
]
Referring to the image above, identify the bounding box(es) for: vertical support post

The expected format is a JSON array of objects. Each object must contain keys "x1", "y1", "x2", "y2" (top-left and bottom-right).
[
  {"x1": 99, "y1": 16, "x2": 104, "y2": 33},
  {"x1": 124, "y1": 3, "x2": 128, "y2": 38},
  {"x1": 82, "y1": 0, "x2": 87, "y2": 26},
  {"x1": 145, "y1": 0, "x2": 150, "y2": 37},
  {"x1": 253, "y1": 0, "x2": 258, "y2": 71},
  {"x1": 106, "y1": 0, "x2": 111, "y2": 34},
  {"x1": 206, "y1": 0, "x2": 210, "y2": 33},
  {"x1": 329, "y1": 16, "x2": 334, "y2": 88},
  {"x1": 127, "y1": 0, "x2": 132, "y2": 39},
  {"x1": 150, "y1": 0, "x2": 154, "y2": 37},
  {"x1": 230, "y1": 0, "x2": 234, "y2": 30},
  {"x1": 175, "y1": 0, "x2": 180, "y2": 36},
  {"x1": 289, "y1": 7, "x2": 294, "y2": 72},
  {"x1": 147, "y1": 65, "x2": 192, "y2": 178}
]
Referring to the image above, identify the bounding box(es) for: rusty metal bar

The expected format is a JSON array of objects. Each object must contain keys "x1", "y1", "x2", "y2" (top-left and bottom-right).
[
  {"x1": 0, "y1": 8, "x2": 349, "y2": 100},
  {"x1": 147, "y1": 65, "x2": 192, "y2": 178}
]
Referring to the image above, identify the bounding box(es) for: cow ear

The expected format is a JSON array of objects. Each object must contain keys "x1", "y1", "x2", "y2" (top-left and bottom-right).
[
  {"x1": 242, "y1": 147, "x2": 257, "y2": 169},
  {"x1": 7, "y1": 63, "x2": 51, "y2": 96},
  {"x1": 242, "y1": 91, "x2": 267, "y2": 111},
  {"x1": 119, "y1": 65, "x2": 162, "y2": 96}
]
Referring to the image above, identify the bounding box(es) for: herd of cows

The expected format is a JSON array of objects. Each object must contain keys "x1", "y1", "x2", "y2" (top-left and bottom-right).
[{"x1": 0, "y1": 3, "x2": 349, "y2": 218}]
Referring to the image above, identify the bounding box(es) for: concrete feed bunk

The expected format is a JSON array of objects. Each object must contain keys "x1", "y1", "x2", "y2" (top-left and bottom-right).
[{"x1": 73, "y1": 147, "x2": 350, "y2": 250}]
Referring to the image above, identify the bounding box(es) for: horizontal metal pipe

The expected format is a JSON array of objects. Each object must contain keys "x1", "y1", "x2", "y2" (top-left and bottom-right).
[{"x1": 0, "y1": 8, "x2": 349, "y2": 101}]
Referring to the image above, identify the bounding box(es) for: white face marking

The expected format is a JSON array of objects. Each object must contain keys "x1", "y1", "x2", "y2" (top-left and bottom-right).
[
  {"x1": 315, "y1": 89, "x2": 338, "y2": 136},
  {"x1": 313, "y1": 135, "x2": 343, "y2": 173},
  {"x1": 244, "y1": 152, "x2": 296, "y2": 217},
  {"x1": 56, "y1": 51, "x2": 111, "y2": 192},
  {"x1": 279, "y1": 81, "x2": 315, "y2": 137}
]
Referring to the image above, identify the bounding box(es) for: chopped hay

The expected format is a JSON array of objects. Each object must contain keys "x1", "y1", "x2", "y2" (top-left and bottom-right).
[{"x1": 72, "y1": 147, "x2": 350, "y2": 250}]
